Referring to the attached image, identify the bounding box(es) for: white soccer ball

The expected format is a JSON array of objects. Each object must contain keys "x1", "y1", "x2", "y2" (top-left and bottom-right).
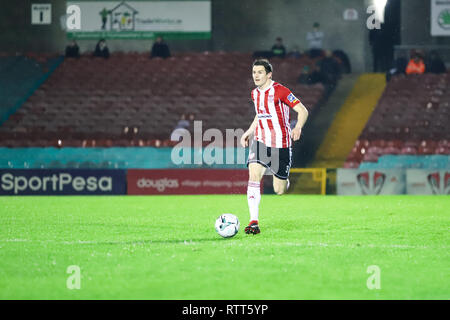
[{"x1": 215, "y1": 214, "x2": 240, "y2": 238}]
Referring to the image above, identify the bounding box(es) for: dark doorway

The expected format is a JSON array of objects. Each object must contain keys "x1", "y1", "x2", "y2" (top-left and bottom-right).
[{"x1": 369, "y1": 0, "x2": 402, "y2": 72}]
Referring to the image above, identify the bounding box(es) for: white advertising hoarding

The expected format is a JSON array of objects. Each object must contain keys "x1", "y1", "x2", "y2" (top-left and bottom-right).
[
  {"x1": 431, "y1": 0, "x2": 450, "y2": 36},
  {"x1": 67, "y1": 1, "x2": 211, "y2": 39},
  {"x1": 337, "y1": 169, "x2": 406, "y2": 195},
  {"x1": 406, "y1": 169, "x2": 450, "y2": 195}
]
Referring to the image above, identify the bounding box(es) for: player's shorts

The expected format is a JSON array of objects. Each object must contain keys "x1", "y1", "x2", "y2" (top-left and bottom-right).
[{"x1": 246, "y1": 140, "x2": 292, "y2": 180}]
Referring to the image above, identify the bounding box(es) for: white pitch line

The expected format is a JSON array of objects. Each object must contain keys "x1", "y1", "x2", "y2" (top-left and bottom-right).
[{"x1": 0, "y1": 239, "x2": 449, "y2": 250}]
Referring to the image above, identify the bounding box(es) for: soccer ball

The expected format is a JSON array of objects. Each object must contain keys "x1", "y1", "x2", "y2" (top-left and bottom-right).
[{"x1": 215, "y1": 214, "x2": 240, "y2": 238}]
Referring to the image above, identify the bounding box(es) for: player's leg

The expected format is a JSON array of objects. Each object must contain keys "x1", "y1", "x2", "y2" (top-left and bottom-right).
[
  {"x1": 245, "y1": 162, "x2": 265, "y2": 234},
  {"x1": 246, "y1": 139, "x2": 270, "y2": 235},
  {"x1": 273, "y1": 176, "x2": 289, "y2": 195},
  {"x1": 272, "y1": 146, "x2": 292, "y2": 195}
]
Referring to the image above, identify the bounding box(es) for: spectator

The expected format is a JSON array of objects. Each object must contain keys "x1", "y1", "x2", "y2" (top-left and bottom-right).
[
  {"x1": 298, "y1": 65, "x2": 321, "y2": 85},
  {"x1": 386, "y1": 53, "x2": 408, "y2": 81},
  {"x1": 171, "y1": 114, "x2": 194, "y2": 142},
  {"x1": 406, "y1": 52, "x2": 425, "y2": 75},
  {"x1": 93, "y1": 39, "x2": 110, "y2": 59},
  {"x1": 151, "y1": 36, "x2": 171, "y2": 59},
  {"x1": 174, "y1": 114, "x2": 190, "y2": 131},
  {"x1": 288, "y1": 45, "x2": 303, "y2": 59},
  {"x1": 306, "y1": 22, "x2": 324, "y2": 58},
  {"x1": 425, "y1": 50, "x2": 446, "y2": 74},
  {"x1": 65, "y1": 40, "x2": 80, "y2": 58},
  {"x1": 332, "y1": 50, "x2": 351, "y2": 73},
  {"x1": 317, "y1": 50, "x2": 341, "y2": 90},
  {"x1": 271, "y1": 37, "x2": 286, "y2": 58}
]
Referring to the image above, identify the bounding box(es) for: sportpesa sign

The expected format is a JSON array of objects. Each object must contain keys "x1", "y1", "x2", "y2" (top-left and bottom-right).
[{"x1": 0, "y1": 170, "x2": 126, "y2": 195}]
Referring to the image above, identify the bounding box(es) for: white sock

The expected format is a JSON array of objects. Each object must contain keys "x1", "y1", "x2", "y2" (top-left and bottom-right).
[{"x1": 247, "y1": 181, "x2": 261, "y2": 222}]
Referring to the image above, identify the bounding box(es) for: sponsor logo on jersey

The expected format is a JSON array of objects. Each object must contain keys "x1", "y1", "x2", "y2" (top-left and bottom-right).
[
  {"x1": 287, "y1": 93, "x2": 299, "y2": 104},
  {"x1": 258, "y1": 113, "x2": 272, "y2": 119}
]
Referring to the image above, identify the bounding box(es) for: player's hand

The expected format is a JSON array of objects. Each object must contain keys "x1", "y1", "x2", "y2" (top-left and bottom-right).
[
  {"x1": 291, "y1": 126, "x2": 302, "y2": 141},
  {"x1": 240, "y1": 133, "x2": 250, "y2": 148}
]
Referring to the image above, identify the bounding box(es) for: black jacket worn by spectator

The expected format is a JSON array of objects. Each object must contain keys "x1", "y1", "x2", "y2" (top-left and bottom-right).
[
  {"x1": 318, "y1": 56, "x2": 341, "y2": 85},
  {"x1": 426, "y1": 51, "x2": 447, "y2": 74},
  {"x1": 271, "y1": 44, "x2": 286, "y2": 58},
  {"x1": 151, "y1": 41, "x2": 171, "y2": 59},
  {"x1": 332, "y1": 50, "x2": 351, "y2": 73},
  {"x1": 94, "y1": 41, "x2": 110, "y2": 59},
  {"x1": 65, "y1": 42, "x2": 80, "y2": 58}
]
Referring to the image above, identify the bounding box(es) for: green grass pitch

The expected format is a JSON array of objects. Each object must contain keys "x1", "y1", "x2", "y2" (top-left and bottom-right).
[{"x1": 0, "y1": 195, "x2": 448, "y2": 299}]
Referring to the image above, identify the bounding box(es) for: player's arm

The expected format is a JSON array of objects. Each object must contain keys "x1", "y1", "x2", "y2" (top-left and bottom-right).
[
  {"x1": 291, "y1": 102, "x2": 309, "y2": 141},
  {"x1": 240, "y1": 115, "x2": 258, "y2": 147}
]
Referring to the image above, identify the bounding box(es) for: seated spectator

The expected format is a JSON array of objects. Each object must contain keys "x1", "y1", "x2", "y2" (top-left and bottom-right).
[
  {"x1": 306, "y1": 22, "x2": 324, "y2": 59},
  {"x1": 316, "y1": 50, "x2": 341, "y2": 90},
  {"x1": 93, "y1": 39, "x2": 110, "y2": 59},
  {"x1": 174, "y1": 114, "x2": 190, "y2": 131},
  {"x1": 151, "y1": 36, "x2": 171, "y2": 59},
  {"x1": 171, "y1": 114, "x2": 194, "y2": 141},
  {"x1": 288, "y1": 45, "x2": 303, "y2": 59},
  {"x1": 271, "y1": 37, "x2": 286, "y2": 58},
  {"x1": 298, "y1": 65, "x2": 321, "y2": 85},
  {"x1": 406, "y1": 52, "x2": 425, "y2": 75},
  {"x1": 65, "y1": 40, "x2": 80, "y2": 58},
  {"x1": 332, "y1": 50, "x2": 351, "y2": 73},
  {"x1": 386, "y1": 53, "x2": 408, "y2": 81},
  {"x1": 425, "y1": 50, "x2": 446, "y2": 74}
]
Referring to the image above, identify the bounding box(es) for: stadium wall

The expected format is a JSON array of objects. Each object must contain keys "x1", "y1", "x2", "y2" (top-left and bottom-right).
[
  {"x1": 1, "y1": 1, "x2": 443, "y2": 74},
  {"x1": 1, "y1": 0, "x2": 380, "y2": 72},
  {"x1": 401, "y1": 0, "x2": 450, "y2": 46}
]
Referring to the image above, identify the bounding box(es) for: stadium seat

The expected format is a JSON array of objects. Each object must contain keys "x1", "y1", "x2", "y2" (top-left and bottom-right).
[
  {"x1": 0, "y1": 52, "x2": 324, "y2": 147},
  {"x1": 350, "y1": 73, "x2": 450, "y2": 166}
]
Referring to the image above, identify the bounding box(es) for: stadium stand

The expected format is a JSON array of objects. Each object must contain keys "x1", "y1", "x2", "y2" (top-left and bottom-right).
[
  {"x1": 0, "y1": 53, "x2": 62, "y2": 125},
  {"x1": 344, "y1": 73, "x2": 450, "y2": 168},
  {"x1": 0, "y1": 52, "x2": 325, "y2": 149}
]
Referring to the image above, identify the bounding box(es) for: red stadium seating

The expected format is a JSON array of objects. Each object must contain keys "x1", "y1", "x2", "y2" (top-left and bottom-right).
[
  {"x1": 345, "y1": 73, "x2": 450, "y2": 166},
  {"x1": 0, "y1": 52, "x2": 325, "y2": 147}
]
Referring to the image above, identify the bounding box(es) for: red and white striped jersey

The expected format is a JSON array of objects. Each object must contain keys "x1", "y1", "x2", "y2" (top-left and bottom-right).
[{"x1": 251, "y1": 81, "x2": 301, "y2": 148}]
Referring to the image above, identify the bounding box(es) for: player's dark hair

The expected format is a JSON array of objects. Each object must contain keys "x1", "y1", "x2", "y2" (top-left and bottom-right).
[{"x1": 252, "y1": 59, "x2": 273, "y2": 74}]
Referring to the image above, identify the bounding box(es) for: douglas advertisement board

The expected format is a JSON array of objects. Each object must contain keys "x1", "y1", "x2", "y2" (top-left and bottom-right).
[{"x1": 127, "y1": 169, "x2": 249, "y2": 195}]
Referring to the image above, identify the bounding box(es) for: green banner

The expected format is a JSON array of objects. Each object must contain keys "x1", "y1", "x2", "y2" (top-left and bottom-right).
[
  {"x1": 67, "y1": 31, "x2": 211, "y2": 40},
  {"x1": 66, "y1": 1, "x2": 211, "y2": 40}
]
